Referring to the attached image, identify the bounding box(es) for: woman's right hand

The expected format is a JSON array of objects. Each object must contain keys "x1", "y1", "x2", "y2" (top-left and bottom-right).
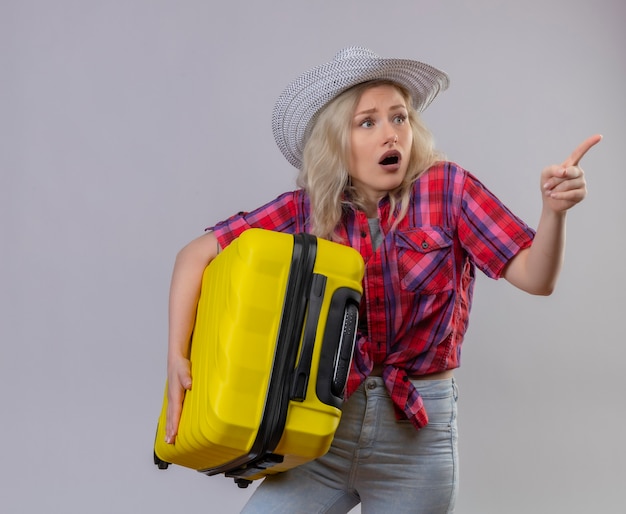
[{"x1": 165, "y1": 356, "x2": 193, "y2": 444}]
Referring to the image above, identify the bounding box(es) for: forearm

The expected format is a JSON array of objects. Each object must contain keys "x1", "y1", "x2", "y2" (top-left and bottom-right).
[
  {"x1": 504, "y1": 207, "x2": 567, "y2": 295},
  {"x1": 164, "y1": 232, "x2": 219, "y2": 443},
  {"x1": 167, "y1": 232, "x2": 219, "y2": 363}
]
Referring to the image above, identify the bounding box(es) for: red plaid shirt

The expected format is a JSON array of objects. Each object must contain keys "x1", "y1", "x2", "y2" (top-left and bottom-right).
[{"x1": 209, "y1": 162, "x2": 535, "y2": 429}]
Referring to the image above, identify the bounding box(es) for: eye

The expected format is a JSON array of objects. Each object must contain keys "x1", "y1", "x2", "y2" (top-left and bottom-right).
[
  {"x1": 393, "y1": 114, "x2": 407, "y2": 125},
  {"x1": 359, "y1": 118, "x2": 375, "y2": 128}
]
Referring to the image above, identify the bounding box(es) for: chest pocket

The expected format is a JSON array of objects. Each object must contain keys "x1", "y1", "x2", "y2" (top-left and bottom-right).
[{"x1": 394, "y1": 227, "x2": 454, "y2": 294}]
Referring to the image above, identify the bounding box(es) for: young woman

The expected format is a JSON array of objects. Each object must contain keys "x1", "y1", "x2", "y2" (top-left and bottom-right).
[{"x1": 164, "y1": 47, "x2": 601, "y2": 513}]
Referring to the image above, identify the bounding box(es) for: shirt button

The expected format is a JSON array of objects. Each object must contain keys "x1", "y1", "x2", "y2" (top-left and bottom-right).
[
  {"x1": 361, "y1": 231, "x2": 367, "y2": 238},
  {"x1": 421, "y1": 241, "x2": 429, "y2": 249}
]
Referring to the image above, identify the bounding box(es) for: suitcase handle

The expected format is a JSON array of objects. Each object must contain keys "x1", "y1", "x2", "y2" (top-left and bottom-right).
[
  {"x1": 316, "y1": 288, "x2": 361, "y2": 407},
  {"x1": 330, "y1": 300, "x2": 359, "y2": 397}
]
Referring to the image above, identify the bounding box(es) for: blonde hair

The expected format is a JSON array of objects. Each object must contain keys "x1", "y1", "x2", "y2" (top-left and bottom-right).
[{"x1": 297, "y1": 80, "x2": 442, "y2": 240}]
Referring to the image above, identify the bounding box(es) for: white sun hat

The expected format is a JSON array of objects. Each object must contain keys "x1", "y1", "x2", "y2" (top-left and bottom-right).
[{"x1": 272, "y1": 46, "x2": 450, "y2": 169}]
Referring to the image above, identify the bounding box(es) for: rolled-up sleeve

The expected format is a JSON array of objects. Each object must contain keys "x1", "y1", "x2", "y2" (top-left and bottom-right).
[
  {"x1": 207, "y1": 191, "x2": 300, "y2": 250},
  {"x1": 458, "y1": 172, "x2": 535, "y2": 279}
]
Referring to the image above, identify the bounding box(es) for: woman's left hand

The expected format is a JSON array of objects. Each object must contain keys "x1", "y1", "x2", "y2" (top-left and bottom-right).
[{"x1": 541, "y1": 134, "x2": 602, "y2": 212}]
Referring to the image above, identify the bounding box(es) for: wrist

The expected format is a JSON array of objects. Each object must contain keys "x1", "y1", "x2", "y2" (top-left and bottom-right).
[
  {"x1": 541, "y1": 204, "x2": 568, "y2": 221},
  {"x1": 167, "y1": 351, "x2": 190, "y2": 368}
]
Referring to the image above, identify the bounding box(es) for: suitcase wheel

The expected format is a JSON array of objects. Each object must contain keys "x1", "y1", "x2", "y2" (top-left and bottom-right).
[
  {"x1": 153, "y1": 451, "x2": 170, "y2": 470},
  {"x1": 235, "y1": 478, "x2": 252, "y2": 488}
]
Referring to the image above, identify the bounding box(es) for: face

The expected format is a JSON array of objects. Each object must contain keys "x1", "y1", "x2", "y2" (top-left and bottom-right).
[{"x1": 348, "y1": 84, "x2": 413, "y2": 211}]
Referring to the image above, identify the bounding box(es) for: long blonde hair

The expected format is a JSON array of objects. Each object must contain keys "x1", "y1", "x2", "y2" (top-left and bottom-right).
[{"x1": 297, "y1": 80, "x2": 442, "y2": 240}]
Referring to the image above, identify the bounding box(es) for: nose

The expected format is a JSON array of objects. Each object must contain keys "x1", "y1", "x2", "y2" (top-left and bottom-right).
[
  {"x1": 386, "y1": 133, "x2": 398, "y2": 145},
  {"x1": 384, "y1": 123, "x2": 398, "y2": 145}
]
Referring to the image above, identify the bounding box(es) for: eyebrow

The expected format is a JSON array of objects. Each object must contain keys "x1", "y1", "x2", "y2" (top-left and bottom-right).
[{"x1": 353, "y1": 104, "x2": 408, "y2": 117}]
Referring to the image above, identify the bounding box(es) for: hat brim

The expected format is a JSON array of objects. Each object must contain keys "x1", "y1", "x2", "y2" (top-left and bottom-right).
[{"x1": 272, "y1": 47, "x2": 450, "y2": 169}]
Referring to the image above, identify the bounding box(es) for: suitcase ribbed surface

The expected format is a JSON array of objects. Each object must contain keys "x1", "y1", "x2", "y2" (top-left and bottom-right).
[{"x1": 154, "y1": 229, "x2": 364, "y2": 485}]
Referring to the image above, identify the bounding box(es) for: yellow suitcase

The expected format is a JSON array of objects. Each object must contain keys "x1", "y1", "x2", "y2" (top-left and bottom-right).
[{"x1": 154, "y1": 228, "x2": 364, "y2": 487}]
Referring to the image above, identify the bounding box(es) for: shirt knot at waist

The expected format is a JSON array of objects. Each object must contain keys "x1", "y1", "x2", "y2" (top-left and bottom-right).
[{"x1": 370, "y1": 363, "x2": 454, "y2": 381}]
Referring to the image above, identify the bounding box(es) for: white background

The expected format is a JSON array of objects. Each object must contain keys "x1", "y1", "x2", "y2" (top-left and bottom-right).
[{"x1": 2, "y1": 0, "x2": 624, "y2": 512}]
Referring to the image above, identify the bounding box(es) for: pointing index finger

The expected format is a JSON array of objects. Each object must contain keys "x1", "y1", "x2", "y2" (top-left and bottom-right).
[{"x1": 563, "y1": 134, "x2": 603, "y2": 167}]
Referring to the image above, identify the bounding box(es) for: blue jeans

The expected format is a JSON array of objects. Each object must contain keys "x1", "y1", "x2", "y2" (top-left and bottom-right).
[{"x1": 241, "y1": 376, "x2": 459, "y2": 513}]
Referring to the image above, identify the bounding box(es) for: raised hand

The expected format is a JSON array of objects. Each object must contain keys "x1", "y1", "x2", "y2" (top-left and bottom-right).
[{"x1": 541, "y1": 134, "x2": 602, "y2": 212}]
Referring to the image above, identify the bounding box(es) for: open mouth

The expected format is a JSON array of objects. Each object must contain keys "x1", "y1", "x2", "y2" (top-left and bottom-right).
[
  {"x1": 380, "y1": 155, "x2": 399, "y2": 165},
  {"x1": 379, "y1": 150, "x2": 401, "y2": 166}
]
